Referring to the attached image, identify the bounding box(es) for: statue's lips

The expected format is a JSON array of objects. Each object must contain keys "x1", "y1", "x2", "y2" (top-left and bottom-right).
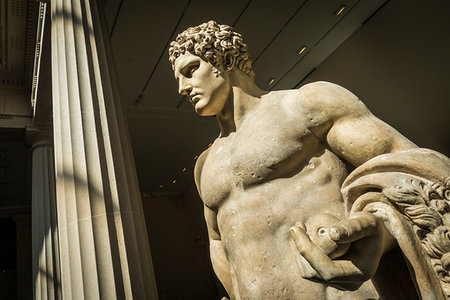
[{"x1": 190, "y1": 95, "x2": 201, "y2": 105}]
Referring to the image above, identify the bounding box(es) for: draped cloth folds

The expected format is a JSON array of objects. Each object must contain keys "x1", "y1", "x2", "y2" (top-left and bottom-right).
[{"x1": 342, "y1": 148, "x2": 450, "y2": 300}]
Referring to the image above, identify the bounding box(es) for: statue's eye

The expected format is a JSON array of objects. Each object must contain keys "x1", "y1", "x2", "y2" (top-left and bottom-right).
[
  {"x1": 180, "y1": 61, "x2": 200, "y2": 79},
  {"x1": 188, "y1": 65, "x2": 198, "y2": 77}
]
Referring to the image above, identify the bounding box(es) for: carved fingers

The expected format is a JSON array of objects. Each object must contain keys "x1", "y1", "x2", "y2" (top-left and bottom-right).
[
  {"x1": 329, "y1": 212, "x2": 378, "y2": 244},
  {"x1": 290, "y1": 224, "x2": 336, "y2": 275},
  {"x1": 290, "y1": 224, "x2": 365, "y2": 287},
  {"x1": 289, "y1": 212, "x2": 388, "y2": 290}
]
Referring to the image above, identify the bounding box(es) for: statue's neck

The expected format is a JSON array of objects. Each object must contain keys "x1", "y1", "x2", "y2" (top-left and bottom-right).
[{"x1": 217, "y1": 77, "x2": 266, "y2": 137}]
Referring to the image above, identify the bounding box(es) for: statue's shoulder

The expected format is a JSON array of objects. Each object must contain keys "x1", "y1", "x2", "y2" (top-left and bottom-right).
[
  {"x1": 295, "y1": 81, "x2": 366, "y2": 118},
  {"x1": 297, "y1": 81, "x2": 359, "y2": 103},
  {"x1": 272, "y1": 81, "x2": 368, "y2": 127},
  {"x1": 271, "y1": 81, "x2": 352, "y2": 106},
  {"x1": 193, "y1": 147, "x2": 211, "y2": 193}
]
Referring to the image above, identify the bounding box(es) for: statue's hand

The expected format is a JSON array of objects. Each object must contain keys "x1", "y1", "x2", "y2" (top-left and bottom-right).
[{"x1": 289, "y1": 212, "x2": 391, "y2": 290}]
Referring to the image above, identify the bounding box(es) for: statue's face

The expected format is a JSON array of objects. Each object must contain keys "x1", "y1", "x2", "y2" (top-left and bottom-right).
[{"x1": 174, "y1": 52, "x2": 231, "y2": 116}]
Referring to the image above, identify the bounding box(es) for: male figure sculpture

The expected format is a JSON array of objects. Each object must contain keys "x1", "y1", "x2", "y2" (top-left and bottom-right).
[{"x1": 169, "y1": 21, "x2": 450, "y2": 299}]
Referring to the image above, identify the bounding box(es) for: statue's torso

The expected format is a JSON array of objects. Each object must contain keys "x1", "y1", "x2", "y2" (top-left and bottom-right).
[{"x1": 198, "y1": 91, "x2": 378, "y2": 299}]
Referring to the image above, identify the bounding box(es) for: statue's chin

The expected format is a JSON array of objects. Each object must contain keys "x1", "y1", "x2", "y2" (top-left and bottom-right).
[
  {"x1": 195, "y1": 103, "x2": 214, "y2": 117},
  {"x1": 195, "y1": 107, "x2": 209, "y2": 116}
]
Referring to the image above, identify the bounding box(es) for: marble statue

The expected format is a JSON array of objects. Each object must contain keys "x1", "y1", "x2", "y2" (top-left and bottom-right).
[{"x1": 168, "y1": 20, "x2": 450, "y2": 299}]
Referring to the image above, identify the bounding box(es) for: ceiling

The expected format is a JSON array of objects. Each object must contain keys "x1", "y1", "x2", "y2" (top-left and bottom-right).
[
  {"x1": 104, "y1": 0, "x2": 397, "y2": 194},
  {"x1": 0, "y1": 0, "x2": 38, "y2": 128},
  {"x1": 1, "y1": 0, "x2": 448, "y2": 198},
  {"x1": 0, "y1": 0, "x2": 38, "y2": 209},
  {"x1": 0, "y1": 0, "x2": 37, "y2": 90}
]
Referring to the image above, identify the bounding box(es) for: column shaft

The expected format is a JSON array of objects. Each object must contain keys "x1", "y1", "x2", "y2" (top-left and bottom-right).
[
  {"x1": 50, "y1": 0, "x2": 158, "y2": 298},
  {"x1": 31, "y1": 144, "x2": 61, "y2": 300}
]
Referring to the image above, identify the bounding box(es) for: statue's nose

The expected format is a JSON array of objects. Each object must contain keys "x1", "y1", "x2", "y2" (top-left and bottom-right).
[{"x1": 178, "y1": 78, "x2": 192, "y2": 95}]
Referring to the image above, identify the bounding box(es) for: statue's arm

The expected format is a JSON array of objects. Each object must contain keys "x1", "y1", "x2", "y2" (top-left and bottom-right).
[
  {"x1": 194, "y1": 151, "x2": 234, "y2": 298},
  {"x1": 298, "y1": 81, "x2": 417, "y2": 166},
  {"x1": 290, "y1": 211, "x2": 393, "y2": 290},
  {"x1": 204, "y1": 206, "x2": 235, "y2": 298},
  {"x1": 289, "y1": 82, "x2": 418, "y2": 289}
]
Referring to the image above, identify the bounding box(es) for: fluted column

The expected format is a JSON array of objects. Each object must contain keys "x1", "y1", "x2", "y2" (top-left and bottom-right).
[
  {"x1": 29, "y1": 128, "x2": 61, "y2": 300},
  {"x1": 50, "y1": 0, "x2": 158, "y2": 299}
]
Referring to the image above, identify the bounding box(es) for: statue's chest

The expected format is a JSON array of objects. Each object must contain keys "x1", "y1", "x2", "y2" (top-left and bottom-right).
[{"x1": 199, "y1": 112, "x2": 316, "y2": 209}]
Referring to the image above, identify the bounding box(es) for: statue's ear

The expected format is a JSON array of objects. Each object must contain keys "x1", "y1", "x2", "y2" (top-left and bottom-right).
[{"x1": 223, "y1": 53, "x2": 235, "y2": 72}]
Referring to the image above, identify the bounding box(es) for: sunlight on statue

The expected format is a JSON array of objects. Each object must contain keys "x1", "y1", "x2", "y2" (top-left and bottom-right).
[{"x1": 169, "y1": 20, "x2": 450, "y2": 300}]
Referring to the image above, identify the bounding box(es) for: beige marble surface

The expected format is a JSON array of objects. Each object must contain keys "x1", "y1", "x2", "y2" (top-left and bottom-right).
[
  {"x1": 169, "y1": 21, "x2": 450, "y2": 299},
  {"x1": 49, "y1": 0, "x2": 158, "y2": 298}
]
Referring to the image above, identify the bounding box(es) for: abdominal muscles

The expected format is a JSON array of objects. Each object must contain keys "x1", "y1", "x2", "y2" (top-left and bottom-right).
[{"x1": 215, "y1": 151, "x2": 349, "y2": 299}]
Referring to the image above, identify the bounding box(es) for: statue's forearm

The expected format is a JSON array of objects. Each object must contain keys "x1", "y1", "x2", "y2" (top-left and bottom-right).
[{"x1": 210, "y1": 239, "x2": 235, "y2": 299}]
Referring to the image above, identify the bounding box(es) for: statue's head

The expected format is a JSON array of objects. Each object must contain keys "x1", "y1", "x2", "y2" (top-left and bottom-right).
[{"x1": 169, "y1": 20, "x2": 255, "y2": 77}]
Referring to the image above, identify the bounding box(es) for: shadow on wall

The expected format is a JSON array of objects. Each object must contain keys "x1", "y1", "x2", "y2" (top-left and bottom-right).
[
  {"x1": 142, "y1": 182, "x2": 227, "y2": 299},
  {"x1": 0, "y1": 218, "x2": 17, "y2": 299}
]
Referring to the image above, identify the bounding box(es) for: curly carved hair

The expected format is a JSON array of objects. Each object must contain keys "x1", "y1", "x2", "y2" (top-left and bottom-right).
[{"x1": 168, "y1": 20, "x2": 255, "y2": 77}]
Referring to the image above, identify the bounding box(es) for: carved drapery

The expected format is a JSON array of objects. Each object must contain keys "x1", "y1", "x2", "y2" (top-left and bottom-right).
[{"x1": 343, "y1": 148, "x2": 450, "y2": 300}]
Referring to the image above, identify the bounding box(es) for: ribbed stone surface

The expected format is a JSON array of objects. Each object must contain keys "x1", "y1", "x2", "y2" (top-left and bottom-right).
[
  {"x1": 50, "y1": 0, "x2": 157, "y2": 298},
  {"x1": 32, "y1": 143, "x2": 61, "y2": 300}
]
